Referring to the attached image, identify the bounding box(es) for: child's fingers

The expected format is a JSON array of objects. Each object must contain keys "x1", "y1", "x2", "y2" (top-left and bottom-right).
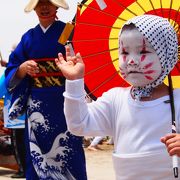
[
  {"x1": 76, "y1": 53, "x2": 83, "y2": 63},
  {"x1": 65, "y1": 46, "x2": 71, "y2": 60},
  {"x1": 169, "y1": 147, "x2": 180, "y2": 156},
  {"x1": 168, "y1": 142, "x2": 180, "y2": 156},
  {"x1": 161, "y1": 134, "x2": 180, "y2": 156},
  {"x1": 56, "y1": 53, "x2": 66, "y2": 64},
  {"x1": 55, "y1": 58, "x2": 60, "y2": 66},
  {"x1": 166, "y1": 137, "x2": 178, "y2": 147},
  {"x1": 161, "y1": 133, "x2": 176, "y2": 143}
]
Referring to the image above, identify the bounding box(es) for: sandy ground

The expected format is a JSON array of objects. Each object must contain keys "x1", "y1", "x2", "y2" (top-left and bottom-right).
[
  {"x1": 0, "y1": 143, "x2": 115, "y2": 180},
  {"x1": 85, "y1": 143, "x2": 115, "y2": 180}
]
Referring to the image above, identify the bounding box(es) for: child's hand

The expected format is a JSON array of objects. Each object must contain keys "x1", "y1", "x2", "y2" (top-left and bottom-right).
[
  {"x1": 161, "y1": 133, "x2": 180, "y2": 157},
  {"x1": 55, "y1": 46, "x2": 85, "y2": 80}
]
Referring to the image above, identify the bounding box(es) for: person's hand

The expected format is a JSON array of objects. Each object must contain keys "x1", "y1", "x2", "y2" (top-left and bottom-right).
[
  {"x1": 161, "y1": 133, "x2": 180, "y2": 157},
  {"x1": 16, "y1": 60, "x2": 39, "y2": 78},
  {"x1": 0, "y1": 59, "x2": 7, "y2": 67},
  {"x1": 23, "y1": 60, "x2": 39, "y2": 76},
  {"x1": 55, "y1": 46, "x2": 85, "y2": 80}
]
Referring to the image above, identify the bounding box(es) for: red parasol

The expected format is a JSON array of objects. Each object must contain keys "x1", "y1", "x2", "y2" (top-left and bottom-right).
[{"x1": 72, "y1": 0, "x2": 180, "y2": 99}]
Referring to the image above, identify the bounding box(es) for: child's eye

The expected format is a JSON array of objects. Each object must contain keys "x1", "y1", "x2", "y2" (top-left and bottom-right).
[
  {"x1": 140, "y1": 51, "x2": 150, "y2": 54},
  {"x1": 121, "y1": 51, "x2": 128, "y2": 55}
]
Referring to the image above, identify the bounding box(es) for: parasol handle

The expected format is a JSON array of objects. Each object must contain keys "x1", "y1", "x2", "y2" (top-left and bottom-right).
[{"x1": 168, "y1": 74, "x2": 179, "y2": 178}]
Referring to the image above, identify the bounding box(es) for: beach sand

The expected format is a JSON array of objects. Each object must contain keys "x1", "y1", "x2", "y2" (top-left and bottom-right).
[{"x1": 0, "y1": 143, "x2": 115, "y2": 180}]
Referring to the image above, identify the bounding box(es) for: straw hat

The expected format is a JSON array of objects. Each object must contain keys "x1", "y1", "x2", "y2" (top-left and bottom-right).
[{"x1": 24, "y1": 0, "x2": 69, "y2": 13}]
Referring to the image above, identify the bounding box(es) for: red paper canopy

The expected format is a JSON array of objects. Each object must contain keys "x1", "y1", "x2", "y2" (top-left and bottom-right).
[{"x1": 73, "y1": 0, "x2": 180, "y2": 99}]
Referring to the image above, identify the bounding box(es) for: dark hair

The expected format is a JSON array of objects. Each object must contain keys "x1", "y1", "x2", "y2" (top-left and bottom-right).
[{"x1": 121, "y1": 23, "x2": 137, "y2": 34}]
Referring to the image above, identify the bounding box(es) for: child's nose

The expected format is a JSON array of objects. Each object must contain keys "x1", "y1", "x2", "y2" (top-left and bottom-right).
[{"x1": 127, "y1": 58, "x2": 139, "y2": 66}]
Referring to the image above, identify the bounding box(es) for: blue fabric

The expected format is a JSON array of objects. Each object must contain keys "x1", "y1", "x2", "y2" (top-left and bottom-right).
[
  {"x1": 0, "y1": 73, "x2": 7, "y2": 98},
  {"x1": 6, "y1": 21, "x2": 87, "y2": 180},
  {"x1": 0, "y1": 72, "x2": 25, "y2": 128},
  {"x1": 3, "y1": 92, "x2": 26, "y2": 128}
]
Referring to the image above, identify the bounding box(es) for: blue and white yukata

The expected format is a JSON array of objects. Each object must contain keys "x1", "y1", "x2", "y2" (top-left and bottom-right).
[{"x1": 5, "y1": 21, "x2": 87, "y2": 180}]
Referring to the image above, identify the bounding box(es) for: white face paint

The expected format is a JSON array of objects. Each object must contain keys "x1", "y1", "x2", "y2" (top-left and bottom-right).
[{"x1": 119, "y1": 28, "x2": 162, "y2": 87}]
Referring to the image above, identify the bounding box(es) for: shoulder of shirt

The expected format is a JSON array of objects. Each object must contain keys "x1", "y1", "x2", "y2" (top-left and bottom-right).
[
  {"x1": 20, "y1": 25, "x2": 39, "y2": 40},
  {"x1": 174, "y1": 88, "x2": 180, "y2": 93},
  {"x1": 173, "y1": 89, "x2": 180, "y2": 109},
  {"x1": 56, "y1": 20, "x2": 66, "y2": 26},
  {"x1": 174, "y1": 88, "x2": 180, "y2": 97},
  {"x1": 51, "y1": 20, "x2": 66, "y2": 29},
  {"x1": 24, "y1": 24, "x2": 39, "y2": 34},
  {"x1": 22, "y1": 21, "x2": 66, "y2": 36},
  {"x1": 107, "y1": 86, "x2": 131, "y2": 93},
  {"x1": 101, "y1": 86, "x2": 131, "y2": 99}
]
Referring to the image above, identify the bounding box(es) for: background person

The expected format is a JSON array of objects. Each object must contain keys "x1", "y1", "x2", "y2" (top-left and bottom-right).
[{"x1": 5, "y1": 0, "x2": 87, "y2": 179}]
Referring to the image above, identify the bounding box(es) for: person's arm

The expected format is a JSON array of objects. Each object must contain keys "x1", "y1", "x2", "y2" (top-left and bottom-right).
[
  {"x1": 64, "y1": 78, "x2": 113, "y2": 136},
  {"x1": 5, "y1": 40, "x2": 39, "y2": 92},
  {"x1": 7, "y1": 60, "x2": 39, "y2": 91},
  {"x1": 55, "y1": 46, "x2": 113, "y2": 136},
  {"x1": 0, "y1": 59, "x2": 7, "y2": 67},
  {"x1": 161, "y1": 91, "x2": 180, "y2": 157}
]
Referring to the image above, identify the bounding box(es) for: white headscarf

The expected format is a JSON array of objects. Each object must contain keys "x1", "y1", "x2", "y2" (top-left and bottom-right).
[{"x1": 120, "y1": 15, "x2": 178, "y2": 100}]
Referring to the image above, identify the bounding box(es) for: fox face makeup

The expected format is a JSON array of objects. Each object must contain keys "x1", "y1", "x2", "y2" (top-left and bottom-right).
[
  {"x1": 118, "y1": 15, "x2": 178, "y2": 100},
  {"x1": 119, "y1": 27, "x2": 162, "y2": 87}
]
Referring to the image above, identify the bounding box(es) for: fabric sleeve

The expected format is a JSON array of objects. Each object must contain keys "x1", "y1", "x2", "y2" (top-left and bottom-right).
[
  {"x1": 5, "y1": 35, "x2": 29, "y2": 92},
  {"x1": 4, "y1": 34, "x2": 31, "y2": 118},
  {"x1": 63, "y1": 79, "x2": 114, "y2": 137}
]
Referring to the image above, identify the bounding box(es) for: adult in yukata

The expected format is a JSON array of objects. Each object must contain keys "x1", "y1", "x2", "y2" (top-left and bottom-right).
[{"x1": 5, "y1": 0, "x2": 87, "y2": 179}]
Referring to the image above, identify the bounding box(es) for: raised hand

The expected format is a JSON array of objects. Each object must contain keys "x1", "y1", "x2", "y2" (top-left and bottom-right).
[
  {"x1": 161, "y1": 133, "x2": 180, "y2": 157},
  {"x1": 55, "y1": 46, "x2": 85, "y2": 80}
]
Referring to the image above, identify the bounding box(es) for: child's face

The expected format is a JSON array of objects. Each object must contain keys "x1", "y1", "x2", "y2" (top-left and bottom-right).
[{"x1": 119, "y1": 28, "x2": 162, "y2": 87}]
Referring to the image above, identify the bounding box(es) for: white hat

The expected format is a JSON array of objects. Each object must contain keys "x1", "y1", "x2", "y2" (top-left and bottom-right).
[{"x1": 24, "y1": 0, "x2": 69, "y2": 13}]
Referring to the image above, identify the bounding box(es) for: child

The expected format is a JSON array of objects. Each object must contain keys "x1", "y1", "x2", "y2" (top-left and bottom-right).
[
  {"x1": 56, "y1": 15, "x2": 180, "y2": 179},
  {"x1": 5, "y1": 0, "x2": 87, "y2": 179}
]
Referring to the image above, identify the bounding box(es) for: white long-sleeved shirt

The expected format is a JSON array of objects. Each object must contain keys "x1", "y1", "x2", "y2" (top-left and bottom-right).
[{"x1": 63, "y1": 79, "x2": 180, "y2": 179}]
